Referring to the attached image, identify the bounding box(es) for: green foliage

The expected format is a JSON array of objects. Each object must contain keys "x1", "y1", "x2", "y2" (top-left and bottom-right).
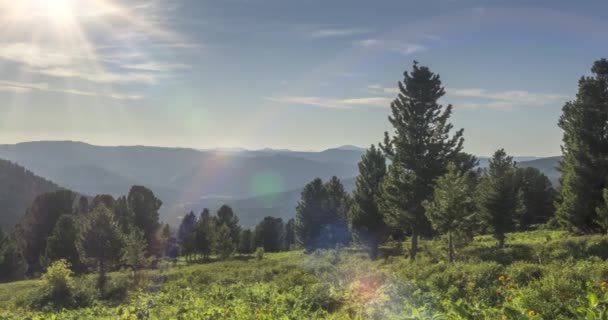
[
  {"x1": 0, "y1": 229, "x2": 25, "y2": 282},
  {"x1": 379, "y1": 61, "x2": 466, "y2": 261},
  {"x1": 513, "y1": 167, "x2": 556, "y2": 229},
  {"x1": 296, "y1": 177, "x2": 350, "y2": 252},
  {"x1": 254, "y1": 216, "x2": 284, "y2": 252},
  {"x1": 39, "y1": 259, "x2": 73, "y2": 307},
  {"x1": 214, "y1": 224, "x2": 235, "y2": 260},
  {"x1": 78, "y1": 205, "x2": 124, "y2": 290},
  {"x1": 42, "y1": 215, "x2": 82, "y2": 272},
  {"x1": 255, "y1": 247, "x2": 265, "y2": 261},
  {"x1": 121, "y1": 228, "x2": 148, "y2": 271},
  {"x1": 14, "y1": 190, "x2": 77, "y2": 274},
  {"x1": 216, "y1": 205, "x2": 241, "y2": 247},
  {"x1": 478, "y1": 149, "x2": 524, "y2": 247},
  {"x1": 177, "y1": 211, "x2": 197, "y2": 260},
  {"x1": 557, "y1": 59, "x2": 608, "y2": 233},
  {"x1": 127, "y1": 186, "x2": 162, "y2": 243},
  {"x1": 238, "y1": 229, "x2": 254, "y2": 254},
  {"x1": 348, "y1": 144, "x2": 387, "y2": 260},
  {"x1": 195, "y1": 209, "x2": 214, "y2": 259},
  {"x1": 424, "y1": 163, "x2": 477, "y2": 262}
]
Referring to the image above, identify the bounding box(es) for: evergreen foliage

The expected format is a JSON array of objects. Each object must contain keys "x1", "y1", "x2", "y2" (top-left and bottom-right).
[
  {"x1": 557, "y1": 59, "x2": 608, "y2": 233},
  {"x1": 423, "y1": 163, "x2": 477, "y2": 262},
  {"x1": 348, "y1": 145, "x2": 388, "y2": 260},
  {"x1": 379, "y1": 62, "x2": 465, "y2": 261},
  {"x1": 478, "y1": 149, "x2": 525, "y2": 247}
]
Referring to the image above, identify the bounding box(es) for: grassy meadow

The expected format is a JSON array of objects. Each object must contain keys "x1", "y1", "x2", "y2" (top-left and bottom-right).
[{"x1": 2, "y1": 230, "x2": 608, "y2": 319}]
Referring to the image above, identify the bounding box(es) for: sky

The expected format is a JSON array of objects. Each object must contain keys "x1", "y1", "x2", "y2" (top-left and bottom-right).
[{"x1": 0, "y1": 0, "x2": 607, "y2": 156}]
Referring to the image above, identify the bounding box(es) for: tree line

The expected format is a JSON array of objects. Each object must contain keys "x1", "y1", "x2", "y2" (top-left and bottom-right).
[
  {"x1": 176, "y1": 205, "x2": 297, "y2": 261},
  {"x1": 0, "y1": 186, "x2": 169, "y2": 290}
]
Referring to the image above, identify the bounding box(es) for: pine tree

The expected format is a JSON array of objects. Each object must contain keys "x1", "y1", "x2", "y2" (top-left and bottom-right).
[
  {"x1": 238, "y1": 229, "x2": 254, "y2": 254},
  {"x1": 557, "y1": 59, "x2": 608, "y2": 233},
  {"x1": 216, "y1": 205, "x2": 241, "y2": 247},
  {"x1": 323, "y1": 176, "x2": 351, "y2": 247},
  {"x1": 177, "y1": 212, "x2": 197, "y2": 261},
  {"x1": 14, "y1": 190, "x2": 77, "y2": 274},
  {"x1": 78, "y1": 205, "x2": 124, "y2": 290},
  {"x1": 478, "y1": 149, "x2": 524, "y2": 248},
  {"x1": 284, "y1": 218, "x2": 296, "y2": 250},
  {"x1": 423, "y1": 163, "x2": 477, "y2": 262},
  {"x1": 253, "y1": 217, "x2": 284, "y2": 253},
  {"x1": 128, "y1": 186, "x2": 162, "y2": 243},
  {"x1": 42, "y1": 215, "x2": 82, "y2": 272},
  {"x1": 214, "y1": 224, "x2": 235, "y2": 260},
  {"x1": 348, "y1": 145, "x2": 388, "y2": 260},
  {"x1": 121, "y1": 228, "x2": 147, "y2": 272},
  {"x1": 195, "y1": 209, "x2": 214, "y2": 260},
  {"x1": 114, "y1": 196, "x2": 134, "y2": 233},
  {"x1": 295, "y1": 178, "x2": 326, "y2": 252},
  {"x1": 379, "y1": 62, "x2": 465, "y2": 261},
  {"x1": 295, "y1": 177, "x2": 351, "y2": 252},
  {"x1": 0, "y1": 229, "x2": 25, "y2": 283},
  {"x1": 513, "y1": 167, "x2": 556, "y2": 229}
]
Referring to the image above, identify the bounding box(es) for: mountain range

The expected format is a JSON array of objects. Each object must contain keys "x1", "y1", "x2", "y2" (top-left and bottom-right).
[{"x1": 0, "y1": 141, "x2": 561, "y2": 228}]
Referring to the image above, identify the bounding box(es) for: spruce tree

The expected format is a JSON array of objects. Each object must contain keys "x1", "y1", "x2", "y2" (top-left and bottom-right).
[
  {"x1": 253, "y1": 217, "x2": 284, "y2": 253},
  {"x1": 177, "y1": 212, "x2": 197, "y2": 261},
  {"x1": 0, "y1": 229, "x2": 25, "y2": 282},
  {"x1": 216, "y1": 205, "x2": 241, "y2": 247},
  {"x1": 513, "y1": 167, "x2": 556, "y2": 229},
  {"x1": 423, "y1": 163, "x2": 477, "y2": 262},
  {"x1": 379, "y1": 62, "x2": 465, "y2": 261},
  {"x1": 323, "y1": 176, "x2": 351, "y2": 247},
  {"x1": 557, "y1": 59, "x2": 608, "y2": 233},
  {"x1": 295, "y1": 178, "x2": 326, "y2": 252},
  {"x1": 42, "y1": 215, "x2": 82, "y2": 272},
  {"x1": 195, "y1": 209, "x2": 214, "y2": 260},
  {"x1": 214, "y1": 224, "x2": 235, "y2": 260},
  {"x1": 128, "y1": 186, "x2": 162, "y2": 243},
  {"x1": 478, "y1": 149, "x2": 524, "y2": 248},
  {"x1": 284, "y1": 218, "x2": 296, "y2": 250},
  {"x1": 238, "y1": 229, "x2": 254, "y2": 254},
  {"x1": 348, "y1": 145, "x2": 388, "y2": 260},
  {"x1": 78, "y1": 205, "x2": 124, "y2": 290}
]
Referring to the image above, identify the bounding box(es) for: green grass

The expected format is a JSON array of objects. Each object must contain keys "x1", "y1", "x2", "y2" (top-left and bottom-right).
[{"x1": 3, "y1": 230, "x2": 608, "y2": 319}]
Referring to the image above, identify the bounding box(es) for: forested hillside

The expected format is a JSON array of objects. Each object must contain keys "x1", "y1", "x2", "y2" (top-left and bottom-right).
[{"x1": 0, "y1": 159, "x2": 62, "y2": 230}]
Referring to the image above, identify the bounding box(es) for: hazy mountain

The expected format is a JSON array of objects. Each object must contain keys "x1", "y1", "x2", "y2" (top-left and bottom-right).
[
  {"x1": 0, "y1": 140, "x2": 561, "y2": 226},
  {"x1": 518, "y1": 156, "x2": 562, "y2": 185},
  {"x1": 0, "y1": 141, "x2": 360, "y2": 225},
  {"x1": 0, "y1": 159, "x2": 62, "y2": 230}
]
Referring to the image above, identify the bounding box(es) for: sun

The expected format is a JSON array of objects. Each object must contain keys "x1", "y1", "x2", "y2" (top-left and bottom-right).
[{"x1": 35, "y1": 0, "x2": 75, "y2": 22}]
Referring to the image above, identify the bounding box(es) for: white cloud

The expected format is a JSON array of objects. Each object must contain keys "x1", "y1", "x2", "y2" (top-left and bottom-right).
[
  {"x1": 266, "y1": 96, "x2": 391, "y2": 109},
  {"x1": 368, "y1": 84, "x2": 399, "y2": 95},
  {"x1": 124, "y1": 62, "x2": 190, "y2": 72},
  {"x1": 447, "y1": 88, "x2": 567, "y2": 109},
  {"x1": 308, "y1": 27, "x2": 370, "y2": 39},
  {"x1": 0, "y1": 80, "x2": 141, "y2": 100},
  {"x1": 355, "y1": 39, "x2": 427, "y2": 55}
]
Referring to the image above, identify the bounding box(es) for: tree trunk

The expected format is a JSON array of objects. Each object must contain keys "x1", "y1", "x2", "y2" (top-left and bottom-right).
[
  {"x1": 97, "y1": 259, "x2": 106, "y2": 291},
  {"x1": 497, "y1": 233, "x2": 505, "y2": 248},
  {"x1": 409, "y1": 231, "x2": 418, "y2": 262},
  {"x1": 447, "y1": 231, "x2": 454, "y2": 263},
  {"x1": 369, "y1": 241, "x2": 379, "y2": 261}
]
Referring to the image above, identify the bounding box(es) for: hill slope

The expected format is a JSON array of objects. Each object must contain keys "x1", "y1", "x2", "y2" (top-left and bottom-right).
[{"x1": 0, "y1": 159, "x2": 62, "y2": 230}]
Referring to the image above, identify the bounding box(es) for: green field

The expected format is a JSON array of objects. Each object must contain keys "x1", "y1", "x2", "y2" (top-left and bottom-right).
[{"x1": 2, "y1": 230, "x2": 608, "y2": 319}]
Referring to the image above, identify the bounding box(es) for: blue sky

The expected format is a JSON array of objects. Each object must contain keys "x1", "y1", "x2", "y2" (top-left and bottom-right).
[{"x1": 0, "y1": 0, "x2": 607, "y2": 156}]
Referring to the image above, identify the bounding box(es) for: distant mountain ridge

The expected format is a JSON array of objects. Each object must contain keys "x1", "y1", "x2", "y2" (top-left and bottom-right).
[{"x1": 0, "y1": 140, "x2": 561, "y2": 226}]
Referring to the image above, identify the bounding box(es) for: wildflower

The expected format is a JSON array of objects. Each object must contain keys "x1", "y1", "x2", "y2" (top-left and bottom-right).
[
  {"x1": 502, "y1": 315, "x2": 507, "y2": 320},
  {"x1": 528, "y1": 310, "x2": 536, "y2": 317},
  {"x1": 601, "y1": 281, "x2": 607, "y2": 292}
]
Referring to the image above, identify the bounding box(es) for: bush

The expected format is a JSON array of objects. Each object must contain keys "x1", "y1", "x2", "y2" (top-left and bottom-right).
[
  {"x1": 255, "y1": 247, "x2": 265, "y2": 261},
  {"x1": 40, "y1": 259, "x2": 74, "y2": 307}
]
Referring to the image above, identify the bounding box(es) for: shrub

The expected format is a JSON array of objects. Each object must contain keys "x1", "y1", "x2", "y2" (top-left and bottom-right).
[
  {"x1": 255, "y1": 247, "x2": 265, "y2": 261},
  {"x1": 40, "y1": 259, "x2": 74, "y2": 307}
]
